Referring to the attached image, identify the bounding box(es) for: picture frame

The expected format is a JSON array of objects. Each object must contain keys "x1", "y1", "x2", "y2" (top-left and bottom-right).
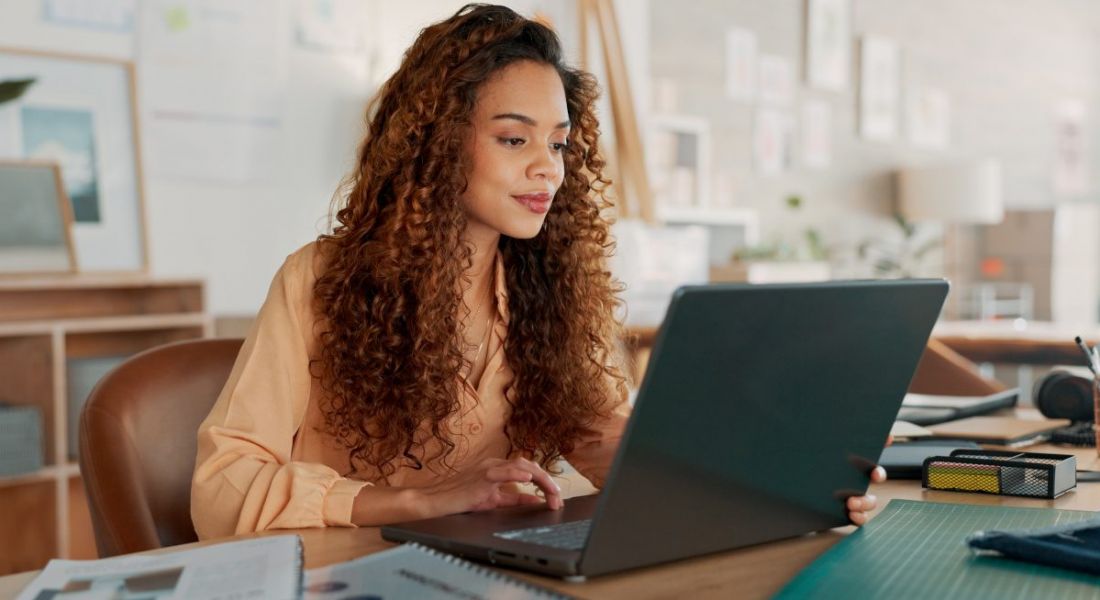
[
  {"x1": 0, "y1": 160, "x2": 77, "y2": 275},
  {"x1": 647, "y1": 115, "x2": 712, "y2": 211},
  {"x1": 0, "y1": 47, "x2": 148, "y2": 273}
]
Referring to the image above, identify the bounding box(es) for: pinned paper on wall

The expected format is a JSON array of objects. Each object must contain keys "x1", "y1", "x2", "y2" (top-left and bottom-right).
[
  {"x1": 907, "y1": 87, "x2": 950, "y2": 148},
  {"x1": 806, "y1": 0, "x2": 851, "y2": 92},
  {"x1": 1053, "y1": 99, "x2": 1089, "y2": 197},
  {"x1": 724, "y1": 28, "x2": 757, "y2": 102},
  {"x1": 859, "y1": 36, "x2": 901, "y2": 141},
  {"x1": 802, "y1": 99, "x2": 831, "y2": 168},
  {"x1": 758, "y1": 54, "x2": 795, "y2": 106},
  {"x1": 754, "y1": 108, "x2": 794, "y2": 176},
  {"x1": 138, "y1": 0, "x2": 288, "y2": 183},
  {"x1": 41, "y1": 0, "x2": 135, "y2": 32},
  {"x1": 295, "y1": 0, "x2": 369, "y2": 54}
]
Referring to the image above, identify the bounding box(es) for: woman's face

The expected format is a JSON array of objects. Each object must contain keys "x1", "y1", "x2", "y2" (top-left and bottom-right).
[{"x1": 461, "y1": 60, "x2": 570, "y2": 242}]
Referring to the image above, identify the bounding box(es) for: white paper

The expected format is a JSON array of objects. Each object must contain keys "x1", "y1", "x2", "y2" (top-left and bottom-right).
[
  {"x1": 806, "y1": 0, "x2": 851, "y2": 92},
  {"x1": 295, "y1": 0, "x2": 368, "y2": 53},
  {"x1": 859, "y1": 36, "x2": 900, "y2": 141},
  {"x1": 754, "y1": 108, "x2": 794, "y2": 176},
  {"x1": 724, "y1": 28, "x2": 757, "y2": 102},
  {"x1": 802, "y1": 99, "x2": 831, "y2": 168},
  {"x1": 757, "y1": 54, "x2": 794, "y2": 106},
  {"x1": 304, "y1": 544, "x2": 556, "y2": 599},
  {"x1": 42, "y1": 0, "x2": 135, "y2": 32},
  {"x1": 16, "y1": 535, "x2": 301, "y2": 600},
  {"x1": 907, "y1": 87, "x2": 951, "y2": 148},
  {"x1": 1053, "y1": 99, "x2": 1089, "y2": 197},
  {"x1": 138, "y1": 0, "x2": 288, "y2": 183}
]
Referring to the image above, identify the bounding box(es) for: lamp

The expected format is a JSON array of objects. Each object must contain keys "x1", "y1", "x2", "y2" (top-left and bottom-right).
[
  {"x1": 898, "y1": 159, "x2": 1004, "y2": 225},
  {"x1": 897, "y1": 159, "x2": 1005, "y2": 318}
]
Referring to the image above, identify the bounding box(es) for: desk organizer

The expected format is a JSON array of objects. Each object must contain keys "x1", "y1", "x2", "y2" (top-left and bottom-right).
[{"x1": 922, "y1": 449, "x2": 1076, "y2": 499}]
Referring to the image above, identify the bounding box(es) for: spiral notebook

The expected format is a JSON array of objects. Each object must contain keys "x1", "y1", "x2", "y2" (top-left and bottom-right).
[{"x1": 304, "y1": 543, "x2": 572, "y2": 599}]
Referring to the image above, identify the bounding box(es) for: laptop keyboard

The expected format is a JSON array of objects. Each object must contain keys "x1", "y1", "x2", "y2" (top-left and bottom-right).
[{"x1": 493, "y1": 519, "x2": 592, "y2": 551}]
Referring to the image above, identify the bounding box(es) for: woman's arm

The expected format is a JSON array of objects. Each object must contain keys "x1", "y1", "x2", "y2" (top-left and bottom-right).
[{"x1": 191, "y1": 247, "x2": 370, "y2": 538}]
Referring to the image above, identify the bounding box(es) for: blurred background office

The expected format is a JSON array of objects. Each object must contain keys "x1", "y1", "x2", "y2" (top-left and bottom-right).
[{"x1": 1, "y1": 0, "x2": 1099, "y2": 574}]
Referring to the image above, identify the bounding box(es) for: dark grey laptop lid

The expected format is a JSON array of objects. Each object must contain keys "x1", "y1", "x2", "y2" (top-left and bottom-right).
[{"x1": 578, "y1": 279, "x2": 948, "y2": 576}]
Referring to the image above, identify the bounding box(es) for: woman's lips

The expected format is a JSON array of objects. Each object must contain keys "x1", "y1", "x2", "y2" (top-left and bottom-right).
[{"x1": 513, "y1": 192, "x2": 552, "y2": 214}]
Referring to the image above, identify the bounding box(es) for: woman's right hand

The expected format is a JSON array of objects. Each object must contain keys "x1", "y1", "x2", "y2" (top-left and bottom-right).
[{"x1": 415, "y1": 457, "x2": 563, "y2": 518}]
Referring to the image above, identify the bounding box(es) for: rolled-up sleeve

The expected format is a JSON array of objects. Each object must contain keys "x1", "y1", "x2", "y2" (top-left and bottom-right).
[
  {"x1": 564, "y1": 385, "x2": 632, "y2": 488},
  {"x1": 191, "y1": 248, "x2": 369, "y2": 539}
]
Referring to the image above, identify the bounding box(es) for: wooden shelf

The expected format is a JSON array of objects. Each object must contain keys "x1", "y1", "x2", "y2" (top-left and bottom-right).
[
  {"x1": 657, "y1": 206, "x2": 760, "y2": 244},
  {"x1": 0, "y1": 277, "x2": 210, "y2": 573}
]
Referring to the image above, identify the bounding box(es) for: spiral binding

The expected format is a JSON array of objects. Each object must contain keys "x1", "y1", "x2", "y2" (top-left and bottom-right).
[{"x1": 405, "y1": 542, "x2": 575, "y2": 599}]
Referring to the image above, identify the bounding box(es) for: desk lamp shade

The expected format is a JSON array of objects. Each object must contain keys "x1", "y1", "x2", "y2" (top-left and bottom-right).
[{"x1": 898, "y1": 159, "x2": 1004, "y2": 224}]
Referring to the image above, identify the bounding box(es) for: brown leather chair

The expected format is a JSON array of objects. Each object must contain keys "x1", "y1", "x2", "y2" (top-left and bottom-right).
[
  {"x1": 909, "y1": 338, "x2": 1007, "y2": 396},
  {"x1": 79, "y1": 338, "x2": 243, "y2": 557}
]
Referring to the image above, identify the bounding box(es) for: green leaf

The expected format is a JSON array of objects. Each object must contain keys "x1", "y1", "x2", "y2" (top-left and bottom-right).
[{"x1": 0, "y1": 78, "x2": 35, "y2": 105}]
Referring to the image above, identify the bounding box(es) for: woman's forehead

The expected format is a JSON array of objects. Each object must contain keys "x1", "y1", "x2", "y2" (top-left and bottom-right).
[{"x1": 474, "y1": 61, "x2": 568, "y2": 124}]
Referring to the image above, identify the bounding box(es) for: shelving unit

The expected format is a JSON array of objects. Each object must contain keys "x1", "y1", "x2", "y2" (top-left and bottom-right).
[{"x1": 0, "y1": 276, "x2": 210, "y2": 574}]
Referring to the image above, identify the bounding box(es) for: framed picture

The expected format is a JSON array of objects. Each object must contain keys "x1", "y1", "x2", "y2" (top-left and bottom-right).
[
  {"x1": 806, "y1": 0, "x2": 851, "y2": 92},
  {"x1": 859, "y1": 36, "x2": 901, "y2": 141},
  {"x1": 647, "y1": 115, "x2": 712, "y2": 210},
  {"x1": 0, "y1": 47, "x2": 148, "y2": 272},
  {"x1": 0, "y1": 160, "x2": 76, "y2": 275}
]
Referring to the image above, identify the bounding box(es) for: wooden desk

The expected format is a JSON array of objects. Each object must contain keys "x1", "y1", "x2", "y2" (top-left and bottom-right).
[
  {"x1": 2, "y1": 436, "x2": 1098, "y2": 599},
  {"x1": 933, "y1": 320, "x2": 1100, "y2": 365}
]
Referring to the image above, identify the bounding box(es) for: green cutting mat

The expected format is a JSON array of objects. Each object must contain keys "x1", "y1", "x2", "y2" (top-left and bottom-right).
[{"x1": 776, "y1": 500, "x2": 1100, "y2": 599}]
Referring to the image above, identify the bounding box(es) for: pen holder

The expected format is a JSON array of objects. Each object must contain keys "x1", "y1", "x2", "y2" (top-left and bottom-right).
[{"x1": 922, "y1": 449, "x2": 1076, "y2": 499}]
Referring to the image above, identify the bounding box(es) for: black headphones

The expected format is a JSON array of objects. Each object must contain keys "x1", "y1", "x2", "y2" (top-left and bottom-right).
[{"x1": 1033, "y1": 370, "x2": 1095, "y2": 445}]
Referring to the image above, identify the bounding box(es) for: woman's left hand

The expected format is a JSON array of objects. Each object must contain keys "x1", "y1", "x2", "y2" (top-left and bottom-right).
[
  {"x1": 848, "y1": 434, "x2": 892, "y2": 526},
  {"x1": 846, "y1": 465, "x2": 885, "y2": 526}
]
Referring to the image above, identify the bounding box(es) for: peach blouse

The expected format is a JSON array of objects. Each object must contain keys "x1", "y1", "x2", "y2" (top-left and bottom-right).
[{"x1": 191, "y1": 243, "x2": 630, "y2": 539}]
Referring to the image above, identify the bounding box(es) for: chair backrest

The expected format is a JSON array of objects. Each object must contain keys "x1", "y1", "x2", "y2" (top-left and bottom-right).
[{"x1": 79, "y1": 338, "x2": 243, "y2": 557}]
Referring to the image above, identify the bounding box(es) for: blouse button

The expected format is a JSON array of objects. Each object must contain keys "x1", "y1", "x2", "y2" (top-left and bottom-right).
[{"x1": 468, "y1": 422, "x2": 483, "y2": 434}]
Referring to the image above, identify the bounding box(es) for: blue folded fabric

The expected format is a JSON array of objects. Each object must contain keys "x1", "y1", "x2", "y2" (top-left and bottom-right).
[{"x1": 967, "y1": 516, "x2": 1100, "y2": 576}]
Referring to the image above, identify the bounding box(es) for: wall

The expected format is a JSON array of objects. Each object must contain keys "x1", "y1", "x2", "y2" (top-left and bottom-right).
[
  {"x1": 648, "y1": 0, "x2": 1100, "y2": 289},
  {"x1": 0, "y1": 0, "x2": 637, "y2": 317},
  {"x1": 5, "y1": 1, "x2": 1099, "y2": 318}
]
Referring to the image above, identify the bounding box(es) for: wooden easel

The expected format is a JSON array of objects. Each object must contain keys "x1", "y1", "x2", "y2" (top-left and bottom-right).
[{"x1": 576, "y1": 0, "x2": 655, "y2": 222}]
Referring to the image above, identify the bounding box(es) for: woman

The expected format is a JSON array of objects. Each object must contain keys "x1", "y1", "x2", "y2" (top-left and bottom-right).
[{"x1": 191, "y1": 4, "x2": 882, "y2": 539}]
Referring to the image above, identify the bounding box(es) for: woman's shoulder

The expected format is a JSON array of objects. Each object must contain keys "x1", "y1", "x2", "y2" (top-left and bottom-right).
[{"x1": 279, "y1": 240, "x2": 331, "y2": 287}]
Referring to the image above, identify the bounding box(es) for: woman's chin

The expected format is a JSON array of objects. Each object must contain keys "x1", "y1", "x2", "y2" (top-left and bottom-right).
[{"x1": 499, "y1": 219, "x2": 547, "y2": 240}]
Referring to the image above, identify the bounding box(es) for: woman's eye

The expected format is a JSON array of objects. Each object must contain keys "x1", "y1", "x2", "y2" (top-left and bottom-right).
[
  {"x1": 498, "y1": 137, "x2": 525, "y2": 147},
  {"x1": 551, "y1": 142, "x2": 568, "y2": 153}
]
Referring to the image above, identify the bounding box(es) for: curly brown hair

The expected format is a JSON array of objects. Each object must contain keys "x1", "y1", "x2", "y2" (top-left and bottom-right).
[{"x1": 312, "y1": 3, "x2": 627, "y2": 481}]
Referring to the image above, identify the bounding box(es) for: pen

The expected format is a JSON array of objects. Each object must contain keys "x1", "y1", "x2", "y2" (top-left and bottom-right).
[{"x1": 1073, "y1": 336, "x2": 1098, "y2": 375}]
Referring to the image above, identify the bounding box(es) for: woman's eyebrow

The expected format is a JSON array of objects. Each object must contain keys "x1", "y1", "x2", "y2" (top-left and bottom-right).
[{"x1": 491, "y1": 112, "x2": 571, "y2": 129}]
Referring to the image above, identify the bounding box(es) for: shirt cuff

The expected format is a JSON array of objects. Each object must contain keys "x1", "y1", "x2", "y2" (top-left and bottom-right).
[{"x1": 322, "y1": 478, "x2": 371, "y2": 527}]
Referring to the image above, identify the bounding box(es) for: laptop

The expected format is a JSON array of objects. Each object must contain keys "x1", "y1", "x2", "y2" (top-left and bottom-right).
[{"x1": 382, "y1": 279, "x2": 949, "y2": 579}]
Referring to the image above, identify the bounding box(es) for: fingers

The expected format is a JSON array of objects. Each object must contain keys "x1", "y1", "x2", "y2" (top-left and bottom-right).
[
  {"x1": 497, "y1": 492, "x2": 545, "y2": 507},
  {"x1": 870, "y1": 466, "x2": 887, "y2": 483},
  {"x1": 846, "y1": 494, "x2": 877, "y2": 511},
  {"x1": 846, "y1": 493, "x2": 878, "y2": 528},
  {"x1": 486, "y1": 466, "x2": 534, "y2": 483},
  {"x1": 483, "y1": 459, "x2": 563, "y2": 510}
]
